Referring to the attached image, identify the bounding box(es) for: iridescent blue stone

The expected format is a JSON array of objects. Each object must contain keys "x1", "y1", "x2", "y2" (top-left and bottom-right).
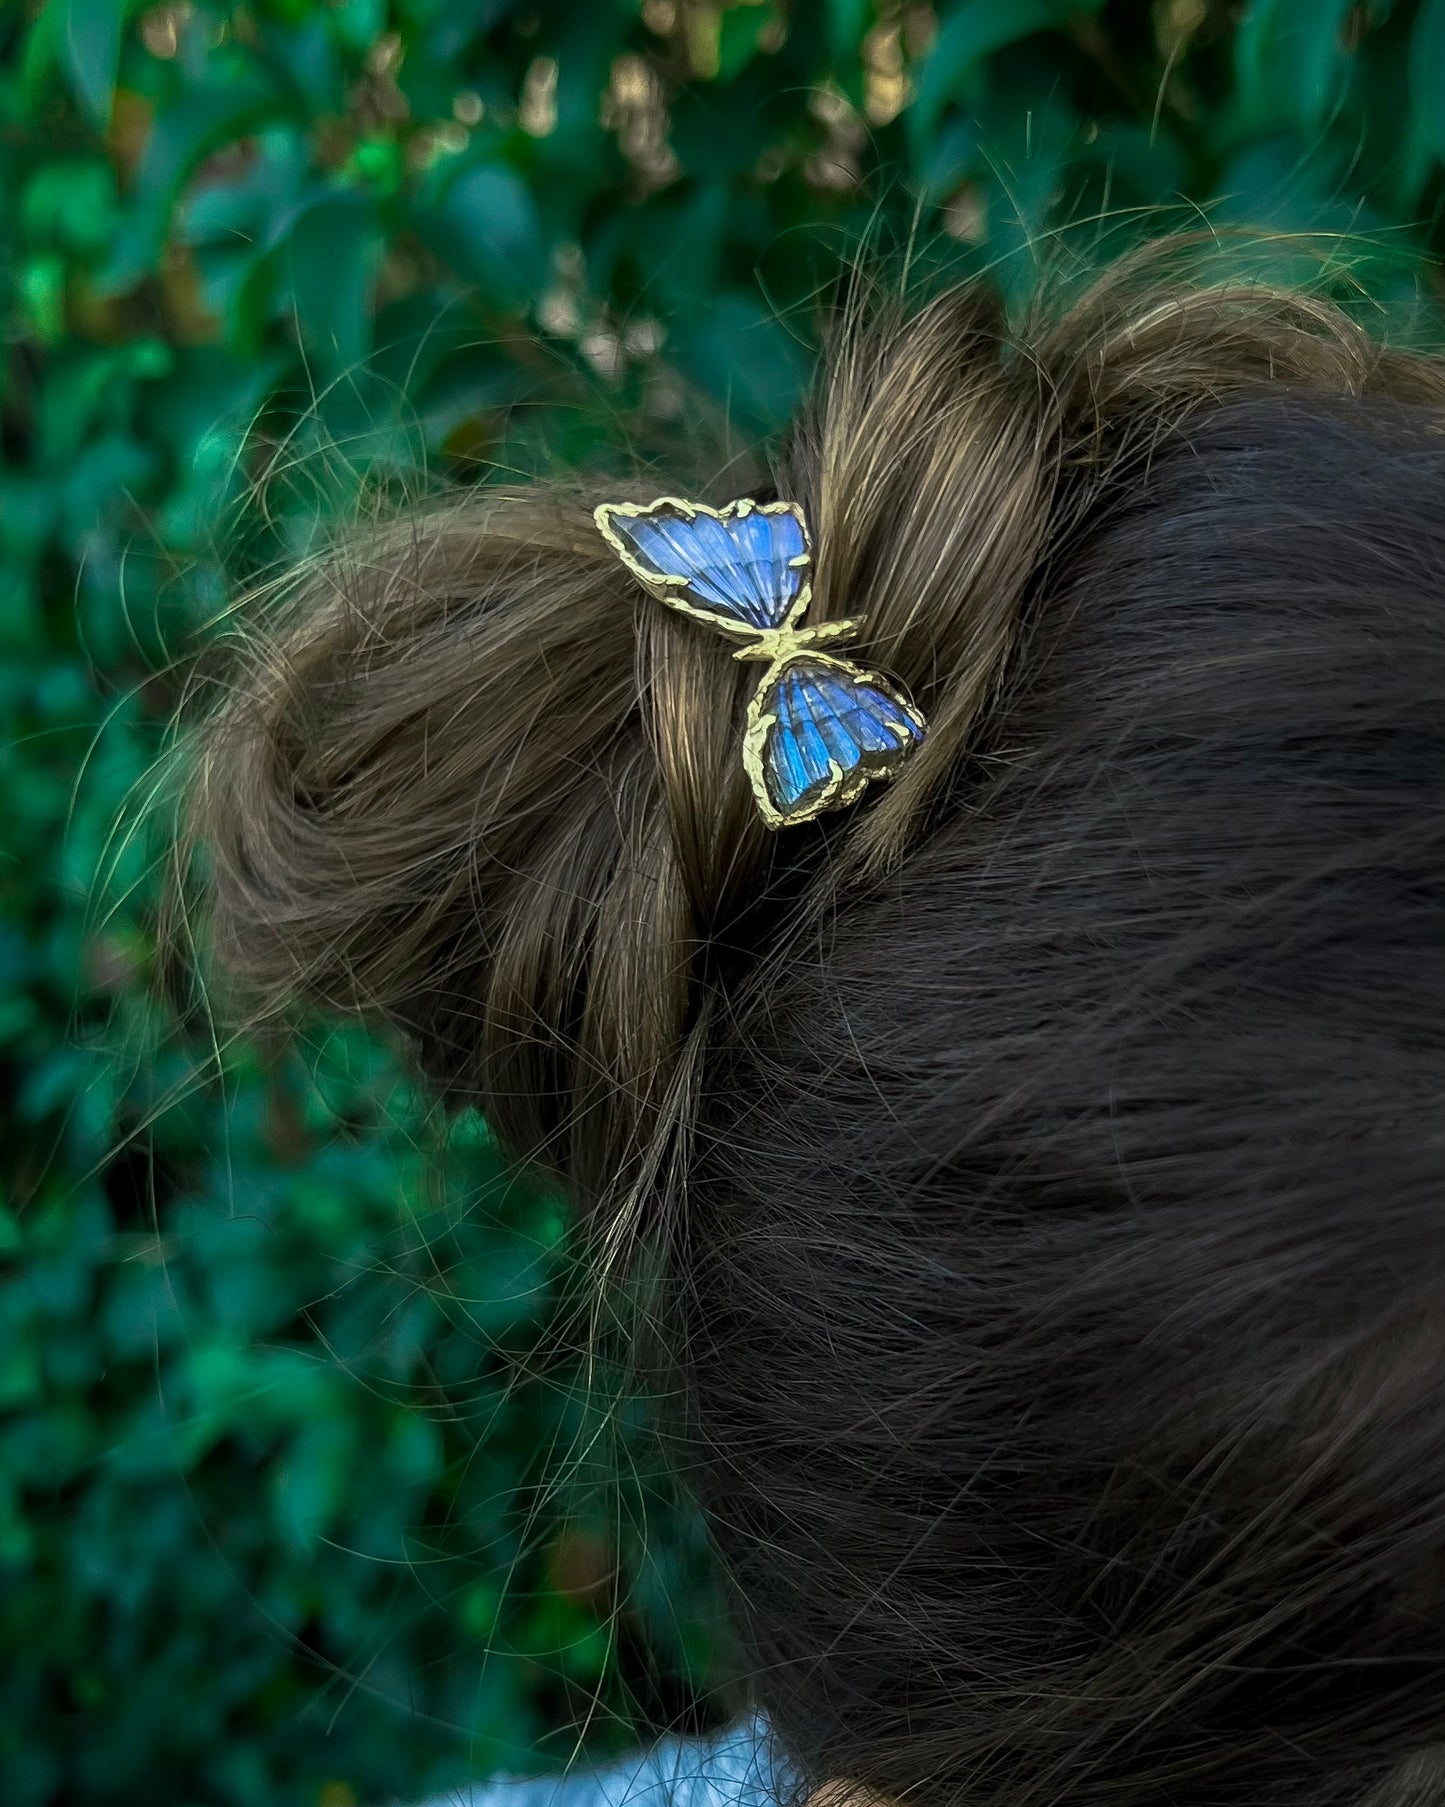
[
  {"x1": 611, "y1": 506, "x2": 805, "y2": 628},
  {"x1": 763, "y1": 659, "x2": 924, "y2": 813}
]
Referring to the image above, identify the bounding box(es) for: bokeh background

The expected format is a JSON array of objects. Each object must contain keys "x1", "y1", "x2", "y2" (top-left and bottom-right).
[{"x1": 3, "y1": 2, "x2": 1444, "y2": 1804}]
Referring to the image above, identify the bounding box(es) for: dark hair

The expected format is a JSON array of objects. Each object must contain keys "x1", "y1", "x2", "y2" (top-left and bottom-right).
[{"x1": 180, "y1": 245, "x2": 1445, "y2": 1805}]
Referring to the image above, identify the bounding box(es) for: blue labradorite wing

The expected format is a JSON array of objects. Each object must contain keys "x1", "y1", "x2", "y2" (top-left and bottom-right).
[
  {"x1": 753, "y1": 657, "x2": 926, "y2": 825},
  {"x1": 601, "y1": 501, "x2": 807, "y2": 631}
]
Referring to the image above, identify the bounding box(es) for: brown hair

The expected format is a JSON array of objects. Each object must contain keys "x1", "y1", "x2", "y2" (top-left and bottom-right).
[{"x1": 181, "y1": 242, "x2": 1445, "y2": 1805}]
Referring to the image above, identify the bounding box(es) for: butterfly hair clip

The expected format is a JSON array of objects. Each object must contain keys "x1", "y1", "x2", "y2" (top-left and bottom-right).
[{"x1": 594, "y1": 496, "x2": 926, "y2": 830}]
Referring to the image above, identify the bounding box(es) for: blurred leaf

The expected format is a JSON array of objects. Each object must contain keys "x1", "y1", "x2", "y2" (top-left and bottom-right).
[
  {"x1": 1411, "y1": 0, "x2": 1445, "y2": 162},
  {"x1": 0, "y1": 1308, "x2": 44, "y2": 1411},
  {"x1": 917, "y1": 114, "x2": 981, "y2": 200},
  {"x1": 272, "y1": 1416, "x2": 358, "y2": 1553},
  {"x1": 670, "y1": 292, "x2": 809, "y2": 433},
  {"x1": 670, "y1": 71, "x2": 779, "y2": 177},
  {"x1": 331, "y1": 0, "x2": 388, "y2": 57},
  {"x1": 828, "y1": 0, "x2": 874, "y2": 68},
  {"x1": 102, "y1": 73, "x2": 284, "y2": 290},
  {"x1": 717, "y1": 5, "x2": 770, "y2": 82},
  {"x1": 1235, "y1": 0, "x2": 1363, "y2": 132},
  {"x1": 423, "y1": 158, "x2": 546, "y2": 310},
  {"x1": 256, "y1": 12, "x2": 341, "y2": 114},
  {"x1": 142, "y1": 346, "x2": 278, "y2": 462},
  {"x1": 1075, "y1": 120, "x2": 1189, "y2": 208},
  {"x1": 909, "y1": 0, "x2": 1096, "y2": 157},
  {"x1": 23, "y1": 160, "x2": 120, "y2": 256},
  {"x1": 282, "y1": 192, "x2": 383, "y2": 383},
  {"x1": 18, "y1": 255, "x2": 67, "y2": 345},
  {"x1": 547, "y1": 9, "x2": 625, "y2": 152},
  {"x1": 46, "y1": 0, "x2": 128, "y2": 128},
  {"x1": 629, "y1": 181, "x2": 731, "y2": 309}
]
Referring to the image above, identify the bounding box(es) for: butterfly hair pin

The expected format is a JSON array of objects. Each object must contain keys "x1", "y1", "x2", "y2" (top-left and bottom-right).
[{"x1": 593, "y1": 496, "x2": 926, "y2": 830}]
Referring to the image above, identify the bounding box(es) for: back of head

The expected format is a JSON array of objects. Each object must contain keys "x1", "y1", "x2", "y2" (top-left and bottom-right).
[{"x1": 183, "y1": 243, "x2": 1445, "y2": 1806}]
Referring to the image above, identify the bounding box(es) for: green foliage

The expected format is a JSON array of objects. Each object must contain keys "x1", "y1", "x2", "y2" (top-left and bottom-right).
[{"x1": 1, "y1": 1, "x2": 1442, "y2": 1804}]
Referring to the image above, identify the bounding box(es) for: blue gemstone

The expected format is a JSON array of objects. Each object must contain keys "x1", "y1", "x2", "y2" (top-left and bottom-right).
[
  {"x1": 612, "y1": 506, "x2": 804, "y2": 628},
  {"x1": 762, "y1": 660, "x2": 923, "y2": 814}
]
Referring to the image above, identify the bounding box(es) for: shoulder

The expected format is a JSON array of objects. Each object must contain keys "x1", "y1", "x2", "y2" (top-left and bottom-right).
[{"x1": 408, "y1": 1715, "x2": 793, "y2": 1807}]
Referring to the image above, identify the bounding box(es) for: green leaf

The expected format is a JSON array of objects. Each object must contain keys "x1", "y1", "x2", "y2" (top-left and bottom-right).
[
  {"x1": 1234, "y1": 0, "x2": 1371, "y2": 132},
  {"x1": 669, "y1": 71, "x2": 777, "y2": 177},
  {"x1": 18, "y1": 256, "x2": 67, "y2": 345},
  {"x1": 32, "y1": 347, "x2": 135, "y2": 467},
  {"x1": 717, "y1": 4, "x2": 769, "y2": 82},
  {"x1": 917, "y1": 114, "x2": 980, "y2": 200},
  {"x1": 0, "y1": 1325, "x2": 43, "y2": 1411},
  {"x1": 908, "y1": 0, "x2": 1084, "y2": 158},
  {"x1": 22, "y1": 159, "x2": 120, "y2": 256},
  {"x1": 548, "y1": 8, "x2": 627, "y2": 147},
  {"x1": 100, "y1": 73, "x2": 284, "y2": 290},
  {"x1": 1075, "y1": 120, "x2": 1190, "y2": 207},
  {"x1": 423, "y1": 159, "x2": 545, "y2": 310},
  {"x1": 331, "y1": 0, "x2": 388, "y2": 56},
  {"x1": 46, "y1": 0, "x2": 128, "y2": 128},
  {"x1": 669, "y1": 291, "x2": 809, "y2": 434},
  {"x1": 628, "y1": 181, "x2": 730, "y2": 309},
  {"x1": 1410, "y1": 0, "x2": 1445, "y2": 163},
  {"x1": 272, "y1": 1416, "x2": 357, "y2": 1553},
  {"x1": 256, "y1": 12, "x2": 341, "y2": 114},
  {"x1": 141, "y1": 345, "x2": 279, "y2": 463},
  {"x1": 282, "y1": 191, "x2": 383, "y2": 383},
  {"x1": 828, "y1": 0, "x2": 875, "y2": 68}
]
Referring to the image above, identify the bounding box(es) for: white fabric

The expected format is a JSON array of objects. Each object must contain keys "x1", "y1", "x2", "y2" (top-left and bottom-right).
[{"x1": 408, "y1": 1715, "x2": 791, "y2": 1807}]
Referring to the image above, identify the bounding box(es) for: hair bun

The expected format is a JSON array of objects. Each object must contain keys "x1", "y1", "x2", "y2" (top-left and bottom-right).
[
  {"x1": 186, "y1": 249, "x2": 1435, "y2": 1218},
  {"x1": 187, "y1": 484, "x2": 778, "y2": 1206}
]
